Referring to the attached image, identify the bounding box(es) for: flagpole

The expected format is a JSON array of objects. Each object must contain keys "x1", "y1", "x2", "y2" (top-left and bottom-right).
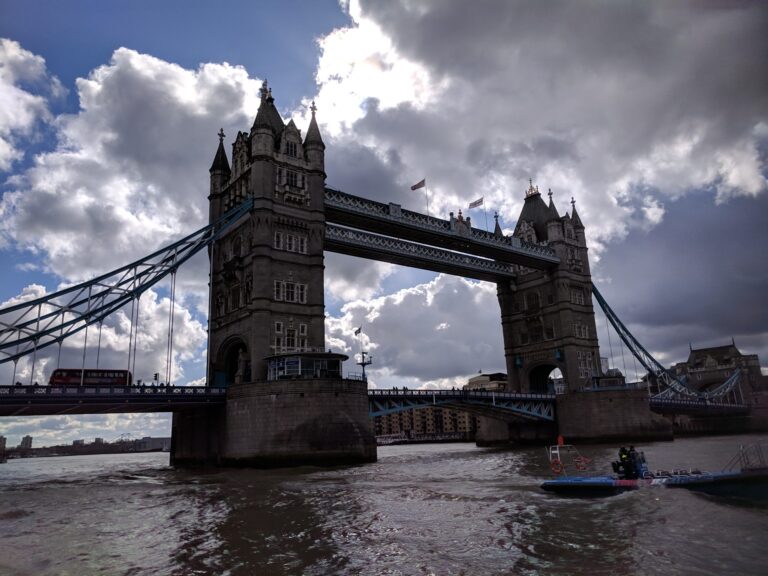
[{"x1": 483, "y1": 203, "x2": 489, "y2": 232}]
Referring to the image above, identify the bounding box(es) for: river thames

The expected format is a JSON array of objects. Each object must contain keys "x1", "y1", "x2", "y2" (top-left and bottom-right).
[{"x1": 1, "y1": 433, "x2": 767, "y2": 575}]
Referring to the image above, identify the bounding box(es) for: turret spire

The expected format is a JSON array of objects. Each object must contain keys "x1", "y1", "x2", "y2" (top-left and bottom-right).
[
  {"x1": 547, "y1": 188, "x2": 560, "y2": 220},
  {"x1": 209, "y1": 128, "x2": 230, "y2": 173},
  {"x1": 304, "y1": 99, "x2": 325, "y2": 149},
  {"x1": 570, "y1": 196, "x2": 584, "y2": 229}
]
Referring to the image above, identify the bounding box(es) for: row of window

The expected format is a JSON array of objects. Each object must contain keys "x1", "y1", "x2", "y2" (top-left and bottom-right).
[
  {"x1": 274, "y1": 321, "x2": 307, "y2": 335},
  {"x1": 277, "y1": 168, "x2": 304, "y2": 188},
  {"x1": 273, "y1": 333, "x2": 308, "y2": 351},
  {"x1": 274, "y1": 232, "x2": 307, "y2": 254},
  {"x1": 572, "y1": 323, "x2": 589, "y2": 339},
  {"x1": 519, "y1": 325, "x2": 556, "y2": 345},
  {"x1": 577, "y1": 350, "x2": 595, "y2": 379},
  {"x1": 274, "y1": 281, "x2": 307, "y2": 303},
  {"x1": 512, "y1": 286, "x2": 587, "y2": 311}
]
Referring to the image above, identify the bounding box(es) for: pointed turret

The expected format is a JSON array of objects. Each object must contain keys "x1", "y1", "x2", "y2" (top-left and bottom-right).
[
  {"x1": 252, "y1": 80, "x2": 286, "y2": 134},
  {"x1": 547, "y1": 188, "x2": 560, "y2": 220},
  {"x1": 209, "y1": 128, "x2": 231, "y2": 174},
  {"x1": 514, "y1": 179, "x2": 552, "y2": 241},
  {"x1": 304, "y1": 100, "x2": 325, "y2": 149},
  {"x1": 303, "y1": 100, "x2": 325, "y2": 171},
  {"x1": 209, "y1": 128, "x2": 230, "y2": 224},
  {"x1": 494, "y1": 212, "x2": 503, "y2": 237},
  {"x1": 570, "y1": 197, "x2": 584, "y2": 229}
]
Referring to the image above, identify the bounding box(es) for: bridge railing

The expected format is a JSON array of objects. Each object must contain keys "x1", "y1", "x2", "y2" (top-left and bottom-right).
[
  {"x1": 0, "y1": 385, "x2": 226, "y2": 396},
  {"x1": 367, "y1": 389, "x2": 555, "y2": 401}
]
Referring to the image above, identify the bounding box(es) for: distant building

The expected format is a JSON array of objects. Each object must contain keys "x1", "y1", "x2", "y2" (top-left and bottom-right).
[
  {"x1": 94, "y1": 438, "x2": 104, "y2": 445},
  {"x1": 73, "y1": 439, "x2": 85, "y2": 446},
  {"x1": 464, "y1": 373, "x2": 507, "y2": 391},
  {"x1": 0, "y1": 435, "x2": 6, "y2": 453},
  {"x1": 19, "y1": 435, "x2": 32, "y2": 450},
  {"x1": 672, "y1": 342, "x2": 766, "y2": 394},
  {"x1": 374, "y1": 407, "x2": 477, "y2": 438},
  {"x1": 134, "y1": 437, "x2": 171, "y2": 452}
]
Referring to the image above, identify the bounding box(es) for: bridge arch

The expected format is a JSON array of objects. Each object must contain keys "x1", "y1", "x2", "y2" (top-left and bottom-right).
[
  {"x1": 526, "y1": 363, "x2": 562, "y2": 394},
  {"x1": 214, "y1": 336, "x2": 250, "y2": 387}
]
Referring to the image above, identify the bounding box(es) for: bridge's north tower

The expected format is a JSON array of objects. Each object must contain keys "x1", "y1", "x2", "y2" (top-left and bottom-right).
[
  {"x1": 172, "y1": 83, "x2": 376, "y2": 466},
  {"x1": 498, "y1": 182, "x2": 602, "y2": 393},
  {"x1": 208, "y1": 83, "x2": 326, "y2": 385}
]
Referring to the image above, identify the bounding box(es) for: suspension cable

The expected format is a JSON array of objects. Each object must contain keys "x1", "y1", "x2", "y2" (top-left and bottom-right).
[
  {"x1": 56, "y1": 323, "x2": 64, "y2": 370},
  {"x1": 165, "y1": 271, "x2": 177, "y2": 385},
  {"x1": 29, "y1": 303, "x2": 42, "y2": 385},
  {"x1": 79, "y1": 285, "x2": 92, "y2": 386},
  {"x1": 126, "y1": 296, "x2": 136, "y2": 382},
  {"x1": 603, "y1": 310, "x2": 615, "y2": 371},
  {"x1": 619, "y1": 333, "x2": 628, "y2": 381},
  {"x1": 131, "y1": 294, "x2": 141, "y2": 380},
  {"x1": 96, "y1": 320, "x2": 103, "y2": 369}
]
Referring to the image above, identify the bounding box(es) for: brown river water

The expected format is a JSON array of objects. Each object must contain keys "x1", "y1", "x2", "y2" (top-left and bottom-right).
[{"x1": 1, "y1": 433, "x2": 767, "y2": 575}]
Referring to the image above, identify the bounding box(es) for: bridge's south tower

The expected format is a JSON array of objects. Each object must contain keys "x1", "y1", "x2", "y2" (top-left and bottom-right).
[
  {"x1": 498, "y1": 182, "x2": 602, "y2": 393},
  {"x1": 208, "y1": 83, "x2": 326, "y2": 385}
]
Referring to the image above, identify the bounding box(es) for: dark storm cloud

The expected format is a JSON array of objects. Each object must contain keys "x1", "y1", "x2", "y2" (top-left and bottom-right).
[
  {"x1": 595, "y1": 191, "x2": 768, "y2": 365},
  {"x1": 350, "y1": 0, "x2": 768, "y2": 206}
]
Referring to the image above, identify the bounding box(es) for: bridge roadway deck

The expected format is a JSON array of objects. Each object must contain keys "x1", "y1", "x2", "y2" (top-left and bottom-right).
[
  {"x1": 369, "y1": 389, "x2": 557, "y2": 422},
  {"x1": 0, "y1": 385, "x2": 226, "y2": 416},
  {"x1": 1, "y1": 385, "x2": 743, "y2": 419},
  {"x1": 649, "y1": 397, "x2": 750, "y2": 416},
  {"x1": 0, "y1": 385, "x2": 557, "y2": 421},
  {"x1": 324, "y1": 187, "x2": 560, "y2": 270}
]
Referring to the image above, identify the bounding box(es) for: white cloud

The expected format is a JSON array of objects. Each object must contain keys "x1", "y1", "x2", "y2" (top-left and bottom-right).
[
  {"x1": 0, "y1": 38, "x2": 63, "y2": 171},
  {"x1": 327, "y1": 274, "x2": 506, "y2": 385},
  {"x1": 1, "y1": 47, "x2": 261, "y2": 283}
]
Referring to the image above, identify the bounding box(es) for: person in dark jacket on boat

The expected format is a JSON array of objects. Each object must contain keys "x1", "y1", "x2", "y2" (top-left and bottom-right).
[{"x1": 614, "y1": 447, "x2": 637, "y2": 479}]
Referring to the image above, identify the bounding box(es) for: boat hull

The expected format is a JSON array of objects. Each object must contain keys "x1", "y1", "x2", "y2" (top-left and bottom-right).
[{"x1": 541, "y1": 468, "x2": 768, "y2": 498}]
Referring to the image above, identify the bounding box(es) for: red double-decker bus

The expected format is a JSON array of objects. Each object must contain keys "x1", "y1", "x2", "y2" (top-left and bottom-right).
[{"x1": 48, "y1": 369, "x2": 133, "y2": 386}]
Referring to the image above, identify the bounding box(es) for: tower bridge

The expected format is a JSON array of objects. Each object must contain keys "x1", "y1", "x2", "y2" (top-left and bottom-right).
[{"x1": 0, "y1": 81, "x2": 756, "y2": 465}]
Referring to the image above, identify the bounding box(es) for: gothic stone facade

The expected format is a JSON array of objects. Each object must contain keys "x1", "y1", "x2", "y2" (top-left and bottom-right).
[
  {"x1": 498, "y1": 183, "x2": 602, "y2": 393},
  {"x1": 208, "y1": 83, "x2": 326, "y2": 386}
]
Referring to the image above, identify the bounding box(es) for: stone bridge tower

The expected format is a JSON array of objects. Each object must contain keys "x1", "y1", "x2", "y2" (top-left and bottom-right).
[
  {"x1": 207, "y1": 82, "x2": 327, "y2": 386},
  {"x1": 498, "y1": 182, "x2": 602, "y2": 393},
  {"x1": 171, "y1": 82, "x2": 375, "y2": 467}
]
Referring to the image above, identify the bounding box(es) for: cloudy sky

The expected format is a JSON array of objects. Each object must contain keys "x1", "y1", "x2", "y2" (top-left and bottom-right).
[{"x1": 1, "y1": 0, "x2": 766, "y2": 446}]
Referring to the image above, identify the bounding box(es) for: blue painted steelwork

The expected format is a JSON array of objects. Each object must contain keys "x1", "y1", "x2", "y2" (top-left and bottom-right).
[
  {"x1": 368, "y1": 389, "x2": 556, "y2": 421},
  {"x1": 591, "y1": 284, "x2": 744, "y2": 403},
  {"x1": 649, "y1": 396, "x2": 749, "y2": 415},
  {"x1": 0, "y1": 384, "x2": 226, "y2": 416},
  {"x1": 324, "y1": 187, "x2": 559, "y2": 269},
  {"x1": 0, "y1": 199, "x2": 253, "y2": 365},
  {"x1": 325, "y1": 224, "x2": 518, "y2": 282}
]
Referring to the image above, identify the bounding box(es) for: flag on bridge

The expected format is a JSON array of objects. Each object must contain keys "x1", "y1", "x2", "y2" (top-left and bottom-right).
[
  {"x1": 468, "y1": 197, "x2": 484, "y2": 209},
  {"x1": 354, "y1": 326, "x2": 362, "y2": 335},
  {"x1": 410, "y1": 178, "x2": 426, "y2": 191}
]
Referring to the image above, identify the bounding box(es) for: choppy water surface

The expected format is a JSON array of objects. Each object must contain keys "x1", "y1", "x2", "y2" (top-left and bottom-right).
[{"x1": 1, "y1": 434, "x2": 767, "y2": 575}]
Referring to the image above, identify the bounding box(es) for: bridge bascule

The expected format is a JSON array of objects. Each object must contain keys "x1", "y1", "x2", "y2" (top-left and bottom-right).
[{"x1": 0, "y1": 82, "x2": 751, "y2": 464}]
